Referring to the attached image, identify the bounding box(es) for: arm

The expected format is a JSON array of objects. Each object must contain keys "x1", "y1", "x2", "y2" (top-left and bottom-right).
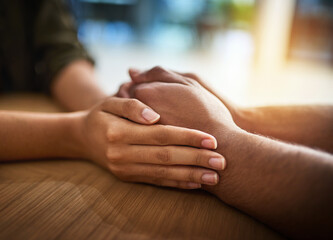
[
  {"x1": 210, "y1": 126, "x2": 333, "y2": 239},
  {"x1": 173, "y1": 71, "x2": 333, "y2": 153},
  {"x1": 51, "y1": 59, "x2": 107, "y2": 111},
  {"x1": 0, "y1": 97, "x2": 225, "y2": 189},
  {"x1": 234, "y1": 105, "x2": 333, "y2": 153},
  {"x1": 127, "y1": 66, "x2": 333, "y2": 239},
  {"x1": 0, "y1": 110, "x2": 81, "y2": 160},
  {"x1": 34, "y1": 0, "x2": 106, "y2": 111}
]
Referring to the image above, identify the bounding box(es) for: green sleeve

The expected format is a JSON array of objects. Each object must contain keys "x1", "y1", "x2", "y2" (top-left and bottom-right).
[{"x1": 33, "y1": 0, "x2": 94, "y2": 93}]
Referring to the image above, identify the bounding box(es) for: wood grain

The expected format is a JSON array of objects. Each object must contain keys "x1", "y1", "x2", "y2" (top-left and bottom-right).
[{"x1": 0, "y1": 94, "x2": 284, "y2": 240}]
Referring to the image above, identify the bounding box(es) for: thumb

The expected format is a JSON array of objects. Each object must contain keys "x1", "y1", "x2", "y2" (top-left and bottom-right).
[{"x1": 101, "y1": 97, "x2": 160, "y2": 124}]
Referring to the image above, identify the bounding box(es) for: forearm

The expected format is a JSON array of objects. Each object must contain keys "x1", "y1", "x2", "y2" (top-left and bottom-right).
[
  {"x1": 208, "y1": 127, "x2": 333, "y2": 239},
  {"x1": 200, "y1": 81, "x2": 333, "y2": 153},
  {"x1": 234, "y1": 105, "x2": 333, "y2": 153},
  {"x1": 51, "y1": 60, "x2": 107, "y2": 111},
  {"x1": 0, "y1": 111, "x2": 83, "y2": 161}
]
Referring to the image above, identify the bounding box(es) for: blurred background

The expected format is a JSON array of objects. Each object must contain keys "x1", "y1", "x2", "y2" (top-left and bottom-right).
[{"x1": 69, "y1": 0, "x2": 333, "y2": 106}]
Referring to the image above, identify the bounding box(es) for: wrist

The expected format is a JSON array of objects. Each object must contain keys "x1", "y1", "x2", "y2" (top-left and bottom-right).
[
  {"x1": 232, "y1": 107, "x2": 256, "y2": 133},
  {"x1": 61, "y1": 111, "x2": 88, "y2": 159},
  {"x1": 215, "y1": 124, "x2": 247, "y2": 154}
]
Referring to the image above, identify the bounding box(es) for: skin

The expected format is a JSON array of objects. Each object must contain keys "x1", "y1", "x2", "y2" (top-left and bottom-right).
[
  {"x1": 117, "y1": 66, "x2": 333, "y2": 239},
  {"x1": 120, "y1": 69, "x2": 333, "y2": 154},
  {"x1": 174, "y1": 71, "x2": 333, "y2": 153},
  {"x1": 0, "y1": 97, "x2": 226, "y2": 188},
  {"x1": 51, "y1": 60, "x2": 107, "y2": 111},
  {"x1": 0, "y1": 60, "x2": 227, "y2": 188}
]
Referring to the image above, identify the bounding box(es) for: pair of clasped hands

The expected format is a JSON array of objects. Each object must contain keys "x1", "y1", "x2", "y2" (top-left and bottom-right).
[{"x1": 76, "y1": 66, "x2": 236, "y2": 189}]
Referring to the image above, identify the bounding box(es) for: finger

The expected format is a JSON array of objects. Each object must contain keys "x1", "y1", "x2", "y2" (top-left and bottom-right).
[
  {"x1": 113, "y1": 124, "x2": 217, "y2": 149},
  {"x1": 116, "y1": 82, "x2": 132, "y2": 98},
  {"x1": 139, "y1": 178, "x2": 202, "y2": 189},
  {"x1": 108, "y1": 145, "x2": 226, "y2": 170},
  {"x1": 173, "y1": 70, "x2": 234, "y2": 110},
  {"x1": 107, "y1": 164, "x2": 202, "y2": 189},
  {"x1": 128, "y1": 164, "x2": 219, "y2": 185},
  {"x1": 174, "y1": 71, "x2": 201, "y2": 82},
  {"x1": 101, "y1": 97, "x2": 160, "y2": 124},
  {"x1": 175, "y1": 70, "x2": 217, "y2": 93},
  {"x1": 129, "y1": 66, "x2": 187, "y2": 84}
]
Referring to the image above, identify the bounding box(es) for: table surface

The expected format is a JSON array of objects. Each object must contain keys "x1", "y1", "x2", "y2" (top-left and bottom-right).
[{"x1": 0, "y1": 94, "x2": 284, "y2": 240}]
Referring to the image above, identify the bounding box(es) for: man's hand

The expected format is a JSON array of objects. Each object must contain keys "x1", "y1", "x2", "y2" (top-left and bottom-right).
[
  {"x1": 118, "y1": 66, "x2": 239, "y2": 138},
  {"x1": 74, "y1": 96, "x2": 226, "y2": 189}
]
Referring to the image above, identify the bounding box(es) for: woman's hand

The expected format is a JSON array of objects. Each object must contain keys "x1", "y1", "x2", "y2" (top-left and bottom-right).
[{"x1": 74, "y1": 97, "x2": 226, "y2": 189}]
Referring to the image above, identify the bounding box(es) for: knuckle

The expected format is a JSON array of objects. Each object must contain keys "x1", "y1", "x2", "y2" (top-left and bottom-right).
[
  {"x1": 184, "y1": 77, "x2": 196, "y2": 86},
  {"x1": 122, "y1": 99, "x2": 140, "y2": 114},
  {"x1": 106, "y1": 129, "x2": 122, "y2": 142},
  {"x1": 156, "y1": 148, "x2": 171, "y2": 164},
  {"x1": 191, "y1": 80, "x2": 201, "y2": 87},
  {"x1": 194, "y1": 152, "x2": 202, "y2": 166},
  {"x1": 188, "y1": 169, "x2": 196, "y2": 182},
  {"x1": 151, "y1": 66, "x2": 165, "y2": 74},
  {"x1": 106, "y1": 149, "x2": 122, "y2": 164},
  {"x1": 187, "y1": 73, "x2": 200, "y2": 81},
  {"x1": 190, "y1": 73, "x2": 199, "y2": 80},
  {"x1": 155, "y1": 166, "x2": 168, "y2": 178},
  {"x1": 106, "y1": 130, "x2": 116, "y2": 142},
  {"x1": 154, "y1": 126, "x2": 170, "y2": 145}
]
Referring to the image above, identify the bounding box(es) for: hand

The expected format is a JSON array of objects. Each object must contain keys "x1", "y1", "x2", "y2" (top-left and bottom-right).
[
  {"x1": 74, "y1": 96, "x2": 226, "y2": 189},
  {"x1": 118, "y1": 66, "x2": 239, "y2": 136},
  {"x1": 117, "y1": 68, "x2": 241, "y2": 126},
  {"x1": 174, "y1": 71, "x2": 239, "y2": 117}
]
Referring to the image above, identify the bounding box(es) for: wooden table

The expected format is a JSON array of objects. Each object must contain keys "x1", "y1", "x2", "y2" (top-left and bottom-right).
[{"x1": 0, "y1": 94, "x2": 284, "y2": 240}]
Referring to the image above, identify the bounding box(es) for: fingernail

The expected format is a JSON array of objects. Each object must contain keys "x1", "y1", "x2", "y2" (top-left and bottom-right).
[
  {"x1": 202, "y1": 173, "x2": 218, "y2": 185},
  {"x1": 201, "y1": 139, "x2": 217, "y2": 149},
  {"x1": 209, "y1": 157, "x2": 225, "y2": 170},
  {"x1": 142, "y1": 108, "x2": 160, "y2": 122},
  {"x1": 187, "y1": 182, "x2": 201, "y2": 189}
]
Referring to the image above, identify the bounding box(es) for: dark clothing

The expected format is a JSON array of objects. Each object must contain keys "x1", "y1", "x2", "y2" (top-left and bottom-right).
[{"x1": 0, "y1": 0, "x2": 93, "y2": 94}]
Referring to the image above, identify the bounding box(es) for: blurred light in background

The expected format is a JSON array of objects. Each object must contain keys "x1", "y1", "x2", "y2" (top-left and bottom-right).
[
  {"x1": 69, "y1": 0, "x2": 333, "y2": 106},
  {"x1": 289, "y1": 0, "x2": 333, "y2": 63}
]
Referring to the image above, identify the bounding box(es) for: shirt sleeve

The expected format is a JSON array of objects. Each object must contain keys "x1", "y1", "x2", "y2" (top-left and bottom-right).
[{"x1": 33, "y1": 0, "x2": 94, "y2": 94}]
